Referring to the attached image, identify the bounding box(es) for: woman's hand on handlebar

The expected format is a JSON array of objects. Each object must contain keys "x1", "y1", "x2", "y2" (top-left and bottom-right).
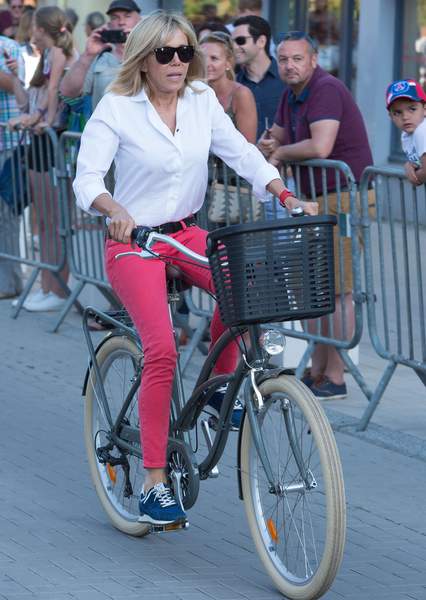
[
  {"x1": 107, "y1": 206, "x2": 136, "y2": 243},
  {"x1": 286, "y1": 196, "x2": 318, "y2": 216},
  {"x1": 267, "y1": 179, "x2": 318, "y2": 216}
]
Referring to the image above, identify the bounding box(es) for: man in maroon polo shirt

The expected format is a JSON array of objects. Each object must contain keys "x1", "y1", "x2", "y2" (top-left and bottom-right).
[{"x1": 259, "y1": 31, "x2": 373, "y2": 400}]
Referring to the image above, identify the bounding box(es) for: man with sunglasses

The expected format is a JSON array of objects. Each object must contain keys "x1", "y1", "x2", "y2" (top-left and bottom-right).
[
  {"x1": 232, "y1": 15, "x2": 284, "y2": 141},
  {"x1": 60, "y1": 0, "x2": 141, "y2": 114},
  {"x1": 259, "y1": 31, "x2": 373, "y2": 401}
]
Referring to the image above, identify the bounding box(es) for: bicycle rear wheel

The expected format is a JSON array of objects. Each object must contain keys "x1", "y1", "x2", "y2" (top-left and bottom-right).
[
  {"x1": 84, "y1": 334, "x2": 149, "y2": 536},
  {"x1": 240, "y1": 375, "x2": 345, "y2": 600}
]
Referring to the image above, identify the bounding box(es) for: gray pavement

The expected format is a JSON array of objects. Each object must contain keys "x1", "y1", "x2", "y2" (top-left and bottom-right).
[{"x1": 0, "y1": 297, "x2": 426, "y2": 600}]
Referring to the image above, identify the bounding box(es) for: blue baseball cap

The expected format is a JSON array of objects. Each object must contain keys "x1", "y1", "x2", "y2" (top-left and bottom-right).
[{"x1": 386, "y1": 79, "x2": 426, "y2": 109}]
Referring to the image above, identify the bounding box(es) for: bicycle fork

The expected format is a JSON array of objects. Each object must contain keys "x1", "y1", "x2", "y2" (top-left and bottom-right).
[{"x1": 244, "y1": 374, "x2": 317, "y2": 495}]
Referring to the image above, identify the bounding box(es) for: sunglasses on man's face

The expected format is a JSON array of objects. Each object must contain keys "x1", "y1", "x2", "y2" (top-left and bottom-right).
[
  {"x1": 153, "y1": 45, "x2": 195, "y2": 65},
  {"x1": 232, "y1": 35, "x2": 253, "y2": 46}
]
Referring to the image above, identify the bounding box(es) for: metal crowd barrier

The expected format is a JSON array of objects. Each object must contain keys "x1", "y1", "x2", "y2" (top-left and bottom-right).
[
  {"x1": 53, "y1": 131, "x2": 119, "y2": 332},
  {"x1": 3, "y1": 125, "x2": 425, "y2": 431},
  {"x1": 0, "y1": 124, "x2": 81, "y2": 324},
  {"x1": 357, "y1": 166, "x2": 426, "y2": 429},
  {"x1": 278, "y1": 159, "x2": 363, "y2": 377},
  {"x1": 197, "y1": 157, "x2": 364, "y2": 382},
  {"x1": 55, "y1": 132, "x2": 203, "y2": 360}
]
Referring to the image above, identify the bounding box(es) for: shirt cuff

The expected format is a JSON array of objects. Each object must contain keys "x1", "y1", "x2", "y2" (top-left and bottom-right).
[
  {"x1": 72, "y1": 178, "x2": 111, "y2": 216},
  {"x1": 252, "y1": 163, "x2": 281, "y2": 201}
]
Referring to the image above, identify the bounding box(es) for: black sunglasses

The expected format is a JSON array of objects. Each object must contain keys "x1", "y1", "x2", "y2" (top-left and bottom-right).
[
  {"x1": 232, "y1": 35, "x2": 253, "y2": 46},
  {"x1": 153, "y1": 45, "x2": 195, "y2": 65}
]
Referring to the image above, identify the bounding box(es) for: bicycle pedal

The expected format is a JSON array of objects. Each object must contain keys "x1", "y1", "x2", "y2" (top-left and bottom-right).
[
  {"x1": 149, "y1": 520, "x2": 189, "y2": 533},
  {"x1": 207, "y1": 416, "x2": 238, "y2": 433}
]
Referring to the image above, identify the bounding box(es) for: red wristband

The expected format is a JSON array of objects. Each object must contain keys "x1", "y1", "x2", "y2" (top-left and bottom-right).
[{"x1": 279, "y1": 189, "x2": 293, "y2": 207}]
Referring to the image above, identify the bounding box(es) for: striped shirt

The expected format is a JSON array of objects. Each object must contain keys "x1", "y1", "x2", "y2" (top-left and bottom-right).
[{"x1": 0, "y1": 35, "x2": 25, "y2": 151}]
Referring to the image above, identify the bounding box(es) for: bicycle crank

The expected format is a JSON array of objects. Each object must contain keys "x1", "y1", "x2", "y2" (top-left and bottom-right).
[{"x1": 166, "y1": 438, "x2": 200, "y2": 510}]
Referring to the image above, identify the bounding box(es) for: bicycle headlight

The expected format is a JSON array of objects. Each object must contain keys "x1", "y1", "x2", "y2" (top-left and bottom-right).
[{"x1": 260, "y1": 329, "x2": 286, "y2": 355}]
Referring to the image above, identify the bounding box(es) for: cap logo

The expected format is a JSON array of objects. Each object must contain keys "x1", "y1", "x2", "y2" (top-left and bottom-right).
[{"x1": 392, "y1": 81, "x2": 410, "y2": 93}]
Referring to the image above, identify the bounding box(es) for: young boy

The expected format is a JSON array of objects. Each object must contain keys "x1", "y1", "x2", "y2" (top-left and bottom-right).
[{"x1": 386, "y1": 78, "x2": 426, "y2": 185}]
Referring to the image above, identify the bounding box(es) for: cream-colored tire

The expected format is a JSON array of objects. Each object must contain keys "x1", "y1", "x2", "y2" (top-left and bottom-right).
[
  {"x1": 240, "y1": 375, "x2": 346, "y2": 599},
  {"x1": 84, "y1": 335, "x2": 149, "y2": 536}
]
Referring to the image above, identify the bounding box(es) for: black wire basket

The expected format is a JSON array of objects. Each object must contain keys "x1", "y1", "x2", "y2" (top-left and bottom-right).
[{"x1": 206, "y1": 216, "x2": 337, "y2": 327}]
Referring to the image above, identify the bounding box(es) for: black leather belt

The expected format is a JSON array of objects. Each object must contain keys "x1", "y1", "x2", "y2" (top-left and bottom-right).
[
  {"x1": 150, "y1": 215, "x2": 196, "y2": 234},
  {"x1": 106, "y1": 216, "x2": 196, "y2": 240}
]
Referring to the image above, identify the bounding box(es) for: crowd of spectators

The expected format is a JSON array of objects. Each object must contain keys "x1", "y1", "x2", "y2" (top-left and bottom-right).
[{"x1": 0, "y1": 0, "x2": 380, "y2": 399}]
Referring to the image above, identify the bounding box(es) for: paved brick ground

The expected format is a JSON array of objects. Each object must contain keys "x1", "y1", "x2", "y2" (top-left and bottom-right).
[{"x1": 0, "y1": 301, "x2": 425, "y2": 600}]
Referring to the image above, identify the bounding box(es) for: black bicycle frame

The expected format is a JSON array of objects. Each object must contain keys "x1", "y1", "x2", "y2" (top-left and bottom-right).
[{"x1": 84, "y1": 306, "x2": 286, "y2": 491}]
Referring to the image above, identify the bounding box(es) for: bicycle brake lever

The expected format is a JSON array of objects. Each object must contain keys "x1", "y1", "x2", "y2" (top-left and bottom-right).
[
  {"x1": 131, "y1": 226, "x2": 153, "y2": 248},
  {"x1": 116, "y1": 228, "x2": 159, "y2": 260}
]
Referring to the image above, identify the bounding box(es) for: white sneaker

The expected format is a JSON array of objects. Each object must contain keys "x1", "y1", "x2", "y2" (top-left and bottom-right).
[
  {"x1": 11, "y1": 288, "x2": 45, "y2": 309},
  {"x1": 24, "y1": 291, "x2": 66, "y2": 312}
]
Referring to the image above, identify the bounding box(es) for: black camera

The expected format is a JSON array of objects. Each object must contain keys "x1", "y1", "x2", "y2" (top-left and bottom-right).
[{"x1": 100, "y1": 29, "x2": 127, "y2": 44}]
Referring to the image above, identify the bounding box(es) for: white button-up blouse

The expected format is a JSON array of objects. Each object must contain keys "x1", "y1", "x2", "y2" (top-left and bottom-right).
[{"x1": 73, "y1": 81, "x2": 281, "y2": 227}]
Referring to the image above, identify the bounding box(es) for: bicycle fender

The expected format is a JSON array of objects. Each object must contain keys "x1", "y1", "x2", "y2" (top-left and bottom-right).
[
  {"x1": 257, "y1": 368, "x2": 294, "y2": 385},
  {"x1": 236, "y1": 407, "x2": 247, "y2": 501}
]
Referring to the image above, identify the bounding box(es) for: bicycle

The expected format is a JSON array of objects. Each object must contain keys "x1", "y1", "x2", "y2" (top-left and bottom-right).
[{"x1": 82, "y1": 215, "x2": 346, "y2": 600}]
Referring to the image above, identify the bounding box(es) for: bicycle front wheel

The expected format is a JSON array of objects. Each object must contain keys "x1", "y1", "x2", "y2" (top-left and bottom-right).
[
  {"x1": 240, "y1": 375, "x2": 345, "y2": 600},
  {"x1": 84, "y1": 334, "x2": 149, "y2": 536}
]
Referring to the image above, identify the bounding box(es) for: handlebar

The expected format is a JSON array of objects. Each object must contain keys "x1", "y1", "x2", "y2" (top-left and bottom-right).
[
  {"x1": 115, "y1": 206, "x2": 306, "y2": 263},
  {"x1": 115, "y1": 227, "x2": 209, "y2": 266}
]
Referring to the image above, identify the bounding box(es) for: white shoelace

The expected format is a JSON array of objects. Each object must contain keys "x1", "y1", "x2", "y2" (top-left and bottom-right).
[
  {"x1": 148, "y1": 483, "x2": 176, "y2": 508},
  {"x1": 234, "y1": 398, "x2": 243, "y2": 410}
]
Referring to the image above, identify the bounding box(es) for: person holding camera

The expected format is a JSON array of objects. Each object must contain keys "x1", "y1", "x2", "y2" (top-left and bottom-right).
[{"x1": 59, "y1": 0, "x2": 141, "y2": 112}]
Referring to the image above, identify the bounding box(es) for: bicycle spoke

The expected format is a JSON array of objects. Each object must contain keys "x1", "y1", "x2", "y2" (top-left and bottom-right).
[
  {"x1": 86, "y1": 338, "x2": 146, "y2": 524},
  {"x1": 240, "y1": 376, "x2": 345, "y2": 596}
]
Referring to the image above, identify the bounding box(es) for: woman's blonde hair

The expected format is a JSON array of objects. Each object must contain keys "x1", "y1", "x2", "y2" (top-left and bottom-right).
[
  {"x1": 199, "y1": 31, "x2": 236, "y2": 81},
  {"x1": 109, "y1": 10, "x2": 205, "y2": 97},
  {"x1": 15, "y1": 6, "x2": 34, "y2": 44},
  {"x1": 30, "y1": 6, "x2": 74, "y2": 88}
]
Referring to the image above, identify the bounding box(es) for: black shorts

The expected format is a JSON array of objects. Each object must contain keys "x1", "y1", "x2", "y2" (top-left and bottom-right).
[{"x1": 27, "y1": 132, "x2": 56, "y2": 173}]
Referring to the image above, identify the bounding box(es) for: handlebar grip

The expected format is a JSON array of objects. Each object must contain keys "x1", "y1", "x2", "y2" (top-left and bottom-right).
[
  {"x1": 290, "y1": 206, "x2": 305, "y2": 217},
  {"x1": 131, "y1": 226, "x2": 153, "y2": 248}
]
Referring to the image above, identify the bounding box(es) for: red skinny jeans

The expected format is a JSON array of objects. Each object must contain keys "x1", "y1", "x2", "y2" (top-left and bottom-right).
[{"x1": 105, "y1": 224, "x2": 239, "y2": 468}]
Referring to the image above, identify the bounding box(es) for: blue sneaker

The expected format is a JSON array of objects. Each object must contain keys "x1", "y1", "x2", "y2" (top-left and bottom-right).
[
  {"x1": 138, "y1": 483, "x2": 187, "y2": 525},
  {"x1": 301, "y1": 368, "x2": 316, "y2": 389},
  {"x1": 204, "y1": 385, "x2": 243, "y2": 430},
  {"x1": 311, "y1": 376, "x2": 347, "y2": 400}
]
